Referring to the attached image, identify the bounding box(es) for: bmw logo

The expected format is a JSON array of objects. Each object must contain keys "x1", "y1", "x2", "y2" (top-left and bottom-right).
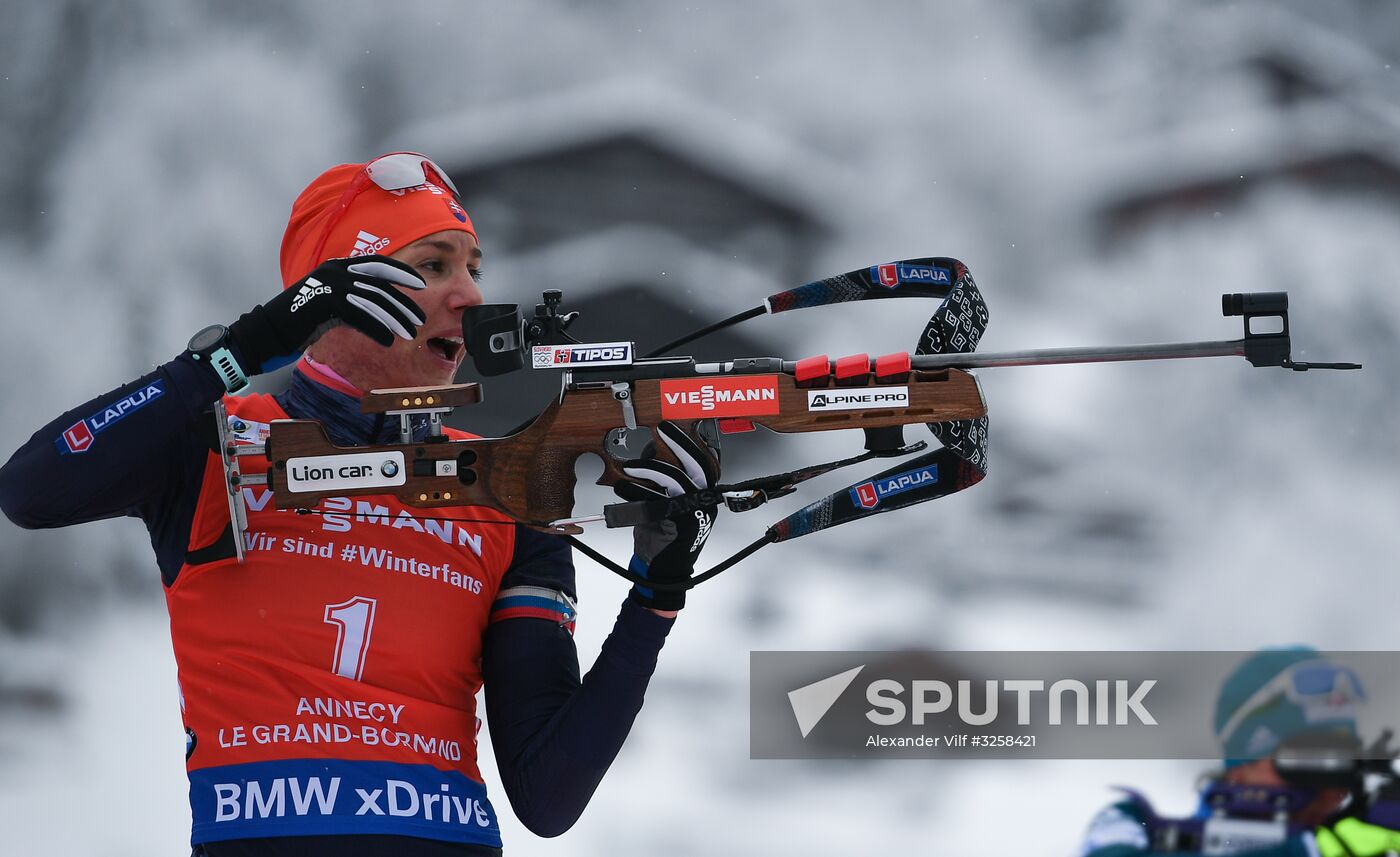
[{"x1": 381, "y1": 461, "x2": 400, "y2": 478}]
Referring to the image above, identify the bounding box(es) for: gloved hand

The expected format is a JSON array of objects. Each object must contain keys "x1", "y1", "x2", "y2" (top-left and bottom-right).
[
  {"x1": 1313, "y1": 817, "x2": 1400, "y2": 857},
  {"x1": 228, "y1": 255, "x2": 427, "y2": 375},
  {"x1": 615, "y1": 421, "x2": 720, "y2": 612}
]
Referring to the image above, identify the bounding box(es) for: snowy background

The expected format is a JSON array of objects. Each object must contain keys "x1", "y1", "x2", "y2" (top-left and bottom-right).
[{"x1": 1, "y1": 1, "x2": 1397, "y2": 854}]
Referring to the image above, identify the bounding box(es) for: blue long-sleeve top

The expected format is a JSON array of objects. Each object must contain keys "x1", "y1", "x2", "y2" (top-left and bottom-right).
[{"x1": 0, "y1": 352, "x2": 673, "y2": 852}]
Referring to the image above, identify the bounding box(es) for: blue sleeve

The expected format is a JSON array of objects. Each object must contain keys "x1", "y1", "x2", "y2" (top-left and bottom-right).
[
  {"x1": 0, "y1": 353, "x2": 226, "y2": 583},
  {"x1": 482, "y1": 530, "x2": 672, "y2": 837},
  {"x1": 498, "y1": 524, "x2": 577, "y2": 600}
]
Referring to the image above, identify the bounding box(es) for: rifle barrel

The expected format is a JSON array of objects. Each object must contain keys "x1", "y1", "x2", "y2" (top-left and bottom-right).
[
  {"x1": 582, "y1": 339, "x2": 1254, "y2": 381},
  {"x1": 906, "y1": 339, "x2": 1245, "y2": 370}
]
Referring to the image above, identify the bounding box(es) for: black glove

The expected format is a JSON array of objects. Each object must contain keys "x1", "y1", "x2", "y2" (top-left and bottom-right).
[
  {"x1": 615, "y1": 421, "x2": 721, "y2": 612},
  {"x1": 228, "y1": 256, "x2": 427, "y2": 374}
]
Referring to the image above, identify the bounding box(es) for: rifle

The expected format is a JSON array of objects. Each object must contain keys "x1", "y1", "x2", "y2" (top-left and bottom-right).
[
  {"x1": 214, "y1": 257, "x2": 1359, "y2": 586},
  {"x1": 1119, "y1": 732, "x2": 1400, "y2": 853}
]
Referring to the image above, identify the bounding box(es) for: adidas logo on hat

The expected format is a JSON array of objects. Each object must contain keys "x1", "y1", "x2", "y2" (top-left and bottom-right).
[{"x1": 351, "y1": 230, "x2": 391, "y2": 257}]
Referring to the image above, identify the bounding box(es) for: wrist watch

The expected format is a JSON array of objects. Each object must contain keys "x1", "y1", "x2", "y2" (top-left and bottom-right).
[{"x1": 187, "y1": 324, "x2": 249, "y2": 392}]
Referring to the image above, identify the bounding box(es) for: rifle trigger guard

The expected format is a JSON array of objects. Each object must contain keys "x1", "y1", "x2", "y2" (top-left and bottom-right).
[{"x1": 611, "y1": 382, "x2": 637, "y2": 430}]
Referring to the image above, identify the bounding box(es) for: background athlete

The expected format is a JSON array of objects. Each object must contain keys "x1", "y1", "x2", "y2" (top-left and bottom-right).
[{"x1": 1078, "y1": 648, "x2": 1400, "y2": 857}]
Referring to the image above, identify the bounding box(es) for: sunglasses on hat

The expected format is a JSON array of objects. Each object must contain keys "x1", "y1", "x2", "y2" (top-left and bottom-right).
[
  {"x1": 309, "y1": 152, "x2": 462, "y2": 265},
  {"x1": 362, "y1": 152, "x2": 461, "y2": 199},
  {"x1": 1219, "y1": 660, "x2": 1366, "y2": 748}
]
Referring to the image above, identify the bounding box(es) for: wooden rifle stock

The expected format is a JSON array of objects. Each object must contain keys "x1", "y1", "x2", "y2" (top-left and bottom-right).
[{"x1": 264, "y1": 369, "x2": 986, "y2": 530}]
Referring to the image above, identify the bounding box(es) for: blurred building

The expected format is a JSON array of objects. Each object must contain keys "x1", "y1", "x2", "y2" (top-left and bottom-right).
[
  {"x1": 1081, "y1": 3, "x2": 1400, "y2": 245},
  {"x1": 394, "y1": 79, "x2": 847, "y2": 436}
]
